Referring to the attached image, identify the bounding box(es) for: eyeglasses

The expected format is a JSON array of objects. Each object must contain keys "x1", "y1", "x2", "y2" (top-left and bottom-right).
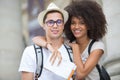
[{"x1": 45, "y1": 19, "x2": 64, "y2": 27}]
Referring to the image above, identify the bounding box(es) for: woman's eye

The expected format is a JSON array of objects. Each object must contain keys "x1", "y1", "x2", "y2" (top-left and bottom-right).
[
  {"x1": 80, "y1": 22, "x2": 85, "y2": 24},
  {"x1": 71, "y1": 22, "x2": 75, "y2": 25}
]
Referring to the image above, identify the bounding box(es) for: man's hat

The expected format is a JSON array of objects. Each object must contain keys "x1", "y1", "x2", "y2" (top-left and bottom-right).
[{"x1": 38, "y1": 2, "x2": 68, "y2": 27}]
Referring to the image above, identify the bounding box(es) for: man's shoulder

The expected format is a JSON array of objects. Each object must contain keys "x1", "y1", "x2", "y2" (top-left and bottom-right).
[
  {"x1": 24, "y1": 44, "x2": 43, "y2": 51},
  {"x1": 23, "y1": 45, "x2": 35, "y2": 53},
  {"x1": 25, "y1": 45, "x2": 34, "y2": 49}
]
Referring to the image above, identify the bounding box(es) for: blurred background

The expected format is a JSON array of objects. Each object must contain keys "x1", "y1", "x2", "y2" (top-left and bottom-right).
[{"x1": 0, "y1": 0, "x2": 120, "y2": 80}]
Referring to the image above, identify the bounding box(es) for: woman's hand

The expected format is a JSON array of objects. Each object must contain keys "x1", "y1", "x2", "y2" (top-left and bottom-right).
[
  {"x1": 69, "y1": 43, "x2": 80, "y2": 54},
  {"x1": 49, "y1": 49, "x2": 62, "y2": 65},
  {"x1": 32, "y1": 36, "x2": 62, "y2": 65}
]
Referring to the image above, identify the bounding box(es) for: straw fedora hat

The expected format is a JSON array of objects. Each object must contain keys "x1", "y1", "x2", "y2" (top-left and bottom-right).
[{"x1": 38, "y1": 2, "x2": 68, "y2": 27}]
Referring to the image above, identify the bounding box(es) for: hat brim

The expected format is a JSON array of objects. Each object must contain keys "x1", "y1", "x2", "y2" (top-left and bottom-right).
[{"x1": 38, "y1": 9, "x2": 68, "y2": 27}]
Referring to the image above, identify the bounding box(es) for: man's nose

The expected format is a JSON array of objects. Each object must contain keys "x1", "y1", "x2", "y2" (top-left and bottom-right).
[{"x1": 53, "y1": 22, "x2": 58, "y2": 28}]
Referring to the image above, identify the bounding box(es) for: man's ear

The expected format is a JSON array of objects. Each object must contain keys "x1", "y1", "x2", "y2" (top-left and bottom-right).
[{"x1": 42, "y1": 24, "x2": 46, "y2": 30}]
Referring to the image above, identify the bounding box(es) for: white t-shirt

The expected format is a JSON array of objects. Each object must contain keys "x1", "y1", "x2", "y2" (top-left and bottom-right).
[
  {"x1": 81, "y1": 39, "x2": 105, "y2": 80},
  {"x1": 18, "y1": 44, "x2": 73, "y2": 80}
]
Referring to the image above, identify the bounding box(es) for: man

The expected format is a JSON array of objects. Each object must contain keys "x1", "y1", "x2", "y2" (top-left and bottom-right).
[{"x1": 18, "y1": 2, "x2": 73, "y2": 80}]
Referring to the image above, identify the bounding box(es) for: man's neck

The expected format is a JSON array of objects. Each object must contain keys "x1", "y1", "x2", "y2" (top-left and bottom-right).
[{"x1": 46, "y1": 37, "x2": 64, "y2": 49}]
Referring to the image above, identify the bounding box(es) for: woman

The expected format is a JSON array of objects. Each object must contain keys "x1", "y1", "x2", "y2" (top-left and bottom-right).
[
  {"x1": 33, "y1": 0, "x2": 107, "y2": 80},
  {"x1": 64, "y1": 1, "x2": 107, "y2": 80}
]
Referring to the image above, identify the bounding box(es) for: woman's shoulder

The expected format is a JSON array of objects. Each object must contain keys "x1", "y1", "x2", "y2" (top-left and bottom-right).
[
  {"x1": 91, "y1": 39, "x2": 105, "y2": 51},
  {"x1": 95, "y1": 39, "x2": 104, "y2": 46}
]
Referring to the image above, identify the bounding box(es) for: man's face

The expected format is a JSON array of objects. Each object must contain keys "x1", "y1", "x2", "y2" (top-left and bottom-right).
[{"x1": 43, "y1": 12, "x2": 64, "y2": 39}]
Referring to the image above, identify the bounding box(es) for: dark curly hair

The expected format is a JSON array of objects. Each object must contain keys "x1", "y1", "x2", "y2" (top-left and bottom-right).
[{"x1": 64, "y1": 0, "x2": 107, "y2": 42}]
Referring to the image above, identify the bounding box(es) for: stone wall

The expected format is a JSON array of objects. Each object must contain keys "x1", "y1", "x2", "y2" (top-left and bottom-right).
[
  {"x1": 102, "y1": 0, "x2": 120, "y2": 79},
  {"x1": 0, "y1": 0, "x2": 25, "y2": 80}
]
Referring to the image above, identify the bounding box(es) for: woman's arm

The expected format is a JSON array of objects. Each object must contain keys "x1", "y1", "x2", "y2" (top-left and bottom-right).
[
  {"x1": 32, "y1": 36, "x2": 55, "y2": 52},
  {"x1": 32, "y1": 36, "x2": 62, "y2": 65},
  {"x1": 70, "y1": 43, "x2": 103, "y2": 80},
  {"x1": 32, "y1": 36, "x2": 48, "y2": 47}
]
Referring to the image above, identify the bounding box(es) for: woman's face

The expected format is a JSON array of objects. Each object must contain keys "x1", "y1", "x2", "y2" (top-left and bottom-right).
[{"x1": 70, "y1": 16, "x2": 88, "y2": 39}]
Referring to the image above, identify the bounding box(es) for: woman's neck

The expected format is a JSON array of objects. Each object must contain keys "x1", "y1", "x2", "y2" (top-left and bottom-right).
[
  {"x1": 76, "y1": 38, "x2": 90, "y2": 45},
  {"x1": 76, "y1": 38, "x2": 90, "y2": 53}
]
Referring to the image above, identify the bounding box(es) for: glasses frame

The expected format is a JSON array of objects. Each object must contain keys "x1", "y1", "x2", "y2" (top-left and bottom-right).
[{"x1": 45, "y1": 19, "x2": 64, "y2": 27}]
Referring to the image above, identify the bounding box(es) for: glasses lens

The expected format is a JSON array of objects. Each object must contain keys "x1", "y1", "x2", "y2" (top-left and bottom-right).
[
  {"x1": 46, "y1": 20, "x2": 54, "y2": 27},
  {"x1": 56, "y1": 19, "x2": 63, "y2": 26}
]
